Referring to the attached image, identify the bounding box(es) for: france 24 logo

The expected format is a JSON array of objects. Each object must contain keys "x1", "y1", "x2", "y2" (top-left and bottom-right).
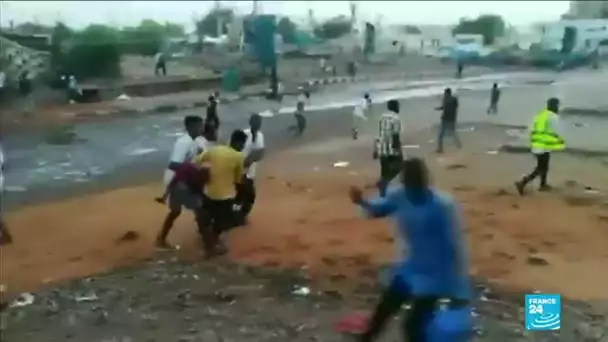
[{"x1": 525, "y1": 294, "x2": 561, "y2": 331}]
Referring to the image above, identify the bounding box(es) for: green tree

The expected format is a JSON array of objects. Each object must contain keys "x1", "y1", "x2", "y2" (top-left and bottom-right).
[
  {"x1": 313, "y1": 16, "x2": 352, "y2": 40},
  {"x1": 452, "y1": 14, "x2": 506, "y2": 45},
  {"x1": 50, "y1": 22, "x2": 74, "y2": 71},
  {"x1": 277, "y1": 17, "x2": 297, "y2": 44},
  {"x1": 66, "y1": 24, "x2": 121, "y2": 78},
  {"x1": 120, "y1": 20, "x2": 185, "y2": 56},
  {"x1": 196, "y1": 9, "x2": 234, "y2": 38}
]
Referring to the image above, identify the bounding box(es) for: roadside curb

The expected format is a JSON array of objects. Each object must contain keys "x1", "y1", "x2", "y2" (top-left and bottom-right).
[{"x1": 71, "y1": 95, "x2": 245, "y2": 122}]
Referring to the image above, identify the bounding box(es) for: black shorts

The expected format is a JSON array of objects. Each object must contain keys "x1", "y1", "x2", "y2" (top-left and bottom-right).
[
  {"x1": 380, "y1": 155, "x2": 403, "y2": 181},
  {"x1": 202, "y1": 196, "x2": 236, "y2": 234}
]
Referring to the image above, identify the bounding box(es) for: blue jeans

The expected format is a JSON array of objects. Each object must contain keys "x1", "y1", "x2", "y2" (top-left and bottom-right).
[{"x1": 437, "y1": 121, "x2": 462, "y2": 152}]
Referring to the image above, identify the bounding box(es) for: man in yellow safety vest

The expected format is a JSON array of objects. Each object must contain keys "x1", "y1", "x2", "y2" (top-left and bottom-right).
[{"x1": 515, "y1": 97, "x2": 565, "y2": 195}]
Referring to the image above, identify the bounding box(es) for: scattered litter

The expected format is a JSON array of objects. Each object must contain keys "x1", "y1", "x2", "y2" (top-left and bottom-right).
[
  {"x1": 292, "y1": 286, "x2": 310, "y2": 296},
  {"x1": 486, "y1": 150, "x2": 499, "y2": 155},
  {"x1": 116, "y1": 93, "x2": 131, "y2": 101},
  {"x1": 505, "y1": 129, "x2": 523, "y2": 138},
  {"x1": 10, "y1": 293, "x2": 35, "y2": 307},
  {"x1": 584, "y1": 187, "x2": 601, "y2": 195},
  {"x1": 313, "y1": 167, "x2": 320, "y2": 172},
  {"x1": 401, "y1": 144, "x2": 420, "y2": 149},
  {"x1": 74, "y1": 292, "x2": 98, "y2": 302},
  {"x1": 259, "y1": 110, "x2": 275, "y2": 118},
  {"x1": 333, "y1": 161, "x2": 350, "y2": 168},
  {"x1": 348, "y1": 171, "x2": 358, "y2": 176}
]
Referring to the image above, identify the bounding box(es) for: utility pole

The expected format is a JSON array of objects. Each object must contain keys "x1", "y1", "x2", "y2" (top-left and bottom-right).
[
  {"x1": 252, "y1": 0, "x2": 259, "y2": 15},
  {"x1": 215, "y1": 0, "x2": 222, "y2": 38}
]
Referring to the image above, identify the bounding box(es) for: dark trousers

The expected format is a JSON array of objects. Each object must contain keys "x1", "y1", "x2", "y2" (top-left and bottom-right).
[
  {"x1": 521, "y1": 152, "x2": 551, "y2": 188},
  {"x1": 236, "y1": 177, "x2": 256, "y2": 223},
  {"x1": 487, "y1": 101, "x2": 498, "y2": 114},
  {"x1": 155, "y1": 61, "x2": 167, "y2": 76},
  {"x1": 358, "y1": 276, "x2": 439, "y2": 342},
  {"x1": 437, "y1": 121, "x2": 462, "y2": 153},
  {"x1": 199, "y1": 196, "x2": 235, "y2": 250},
  {"x1": 378, "y1": 155, "x2": 402, "y2": 197}
]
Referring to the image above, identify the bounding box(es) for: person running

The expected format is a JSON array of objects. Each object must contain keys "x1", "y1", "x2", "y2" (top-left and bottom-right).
[
  {"x1": 236, "y1": 114, "x2": 265, "y2": 226},
  {"x1": 205, "y1": 97, "x2": 220, "y2": 143},
  {"x1": 154, "y1": 51, "x2": 167, "y2": 76},
  {"x1": 0, "y1": 142, "x2": 13, "y2": 246},
  {"x1": 515, "y1": 97, "x2": 565, "y2": 195},
  {"x1": 435, "y1": 87, "x2": 462, "y2": 154},
  {"x1": 155, "y1": 115, "x2": 207, "y2": 249},
  {"x1": 192, "y1": 130, "x2": 247, "y2": 254},
  {"x1": 487, "y1": 83, "x2": 501, "y2": 114},
  {"x1": 352, "y1": 93, "x2": 372, "y2": 140},
  {"x1": 290, "y1": 96, "x2": 307, "y2": 137},
  {"x1": 349, "y1": 157, "x2": 471, "y2": 342},
  {"x1": 374, "y1": 99, "x2": 403, "y2": 197}
]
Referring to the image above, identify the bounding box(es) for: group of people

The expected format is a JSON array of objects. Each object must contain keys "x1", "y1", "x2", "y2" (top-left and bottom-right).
[
  {"x1": 343, "y1": 82, "x2": 564, "y2": 340},
  {"x1": 155, "y1": 92, "x2": 265, "y2": 258}
]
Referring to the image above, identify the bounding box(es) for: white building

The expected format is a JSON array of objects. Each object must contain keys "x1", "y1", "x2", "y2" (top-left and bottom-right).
[
  {"x1": 567, "y1": 1, "x2": 608, "y2": 19},
  {"x1": 536, "y1": 19, "x2": 608, "y2": 51}
]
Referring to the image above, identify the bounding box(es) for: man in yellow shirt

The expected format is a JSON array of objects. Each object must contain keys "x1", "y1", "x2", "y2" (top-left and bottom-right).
[{"x1": 193, "y1": 129, "x2": 247, "y2": 257}]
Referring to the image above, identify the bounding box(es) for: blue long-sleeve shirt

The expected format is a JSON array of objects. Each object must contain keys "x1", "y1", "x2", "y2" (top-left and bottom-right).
[{"x1": 359, "y1": 186, "x2": 471, "y2": 300}]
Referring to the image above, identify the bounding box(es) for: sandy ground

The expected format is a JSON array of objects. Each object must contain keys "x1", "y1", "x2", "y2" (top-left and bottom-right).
[
  {"x1": 3, "y1": 125, "x2": 608, "y2": 299},
  {"x1": 2, "y1": 125, "x2": 608, "y2": 341}
]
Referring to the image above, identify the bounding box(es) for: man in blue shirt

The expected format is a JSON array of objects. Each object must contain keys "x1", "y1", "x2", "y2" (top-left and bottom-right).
[{"x1": 349, "y1": 157, "x2": 471, "y2": 341}]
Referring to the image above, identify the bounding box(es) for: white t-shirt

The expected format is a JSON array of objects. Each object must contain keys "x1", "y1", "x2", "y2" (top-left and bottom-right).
[
  {"x1": 163, "y1": 134, "x2": 208, "y2": 186},
  {"x1": 242, "y1": 128, "x2": 265, "y2": 179},
  {"x1": 353, "y1": 98, "x2": 370, "y2": 119},
  {"x1": 529, "y1": 112, "x2": 563, "y2": 154},
  {"x1": 0, "y1": 71, "x2": 6, "y2": 88}
]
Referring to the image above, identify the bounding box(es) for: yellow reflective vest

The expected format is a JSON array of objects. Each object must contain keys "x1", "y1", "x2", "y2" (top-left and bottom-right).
[{"x1": 530, "y1": 109, "x2": 565, "y2": 151}]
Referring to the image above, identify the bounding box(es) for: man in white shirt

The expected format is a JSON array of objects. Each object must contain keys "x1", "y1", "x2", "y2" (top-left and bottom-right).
[
  {"x1": 155, "y1": 115, "x2": 207, "y2": 249},
  {"x1": 352, "y1": 93, "x2": 371, "y2": 140},
  {"x1": 0, "y1": 143, "x2": 13, "y2": 245},
  {"x1": 236, "y1": 113, "x2": 265, "y2": 226}
]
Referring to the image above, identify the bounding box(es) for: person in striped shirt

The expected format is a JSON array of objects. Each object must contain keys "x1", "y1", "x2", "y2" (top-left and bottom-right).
[{"x1": 374, "y1": 99, "x2": 403, "y2": 197}]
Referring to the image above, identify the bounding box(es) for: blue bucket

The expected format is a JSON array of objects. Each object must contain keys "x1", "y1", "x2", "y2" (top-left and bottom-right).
[{"x1": 426, "y1": 305, "x2": 472, "y2": 342}]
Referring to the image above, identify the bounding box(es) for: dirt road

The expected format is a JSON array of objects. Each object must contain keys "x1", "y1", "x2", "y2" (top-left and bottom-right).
[{"x1": 2, "y1": 126, "x2": 608, "y2": 341}]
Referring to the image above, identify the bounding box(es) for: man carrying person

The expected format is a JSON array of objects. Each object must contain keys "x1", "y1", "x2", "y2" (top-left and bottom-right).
[
  {"x1": 374, "y1": 99, "x2": 403, "y2": 197},
  {"x1": 487, "y1": 82, "x2": 501, "y2": 115},
  {"x1": 154, "y1": 115, "x2": 207, "y2": 249},
  {"x1": 435, "y1": 87, "x2": 462, "y2": 154},
  {"x1": 352, "y1": 93, "x2": 372, "y2": 140},
  {"x1": 192, "y1": 130, "x2": 248, "y2": 255},
  {"x1": 236, "y1": 114, "x2": 265, "y2": 226},
  {"x1": 515, "y1": 97, "x2": 565, "y2": 195}
]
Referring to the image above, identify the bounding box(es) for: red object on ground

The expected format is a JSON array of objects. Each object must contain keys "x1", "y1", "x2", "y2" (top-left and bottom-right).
[{"x1": 333, "y1": 312, "x2": 369, "y2": 334}]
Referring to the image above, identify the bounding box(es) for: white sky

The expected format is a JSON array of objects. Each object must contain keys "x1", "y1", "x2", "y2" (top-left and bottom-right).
[{"x1": 0, "y1": 1, "x2": 570, "y2": 30}]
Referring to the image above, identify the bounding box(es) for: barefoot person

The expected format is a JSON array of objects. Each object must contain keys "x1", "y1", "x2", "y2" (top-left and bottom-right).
[
  {"x1": 0, "y1": 142, "x2": 13, "y2": 246},
  {"x1": 236, "y1": 113, "x2": 265, "y2": 225},
  {"x1": 193, "y1": 130, "x2": 248, "y2": 254},
  {"x1": 515, "y1": 97, "x2": 565, "y2": 195},
  {"x1": 155, "y1": 115, "x2": 207, "y2": 249},
  {"x1": 349, "y1": 157, "x2": 471, "y2": 342}
]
